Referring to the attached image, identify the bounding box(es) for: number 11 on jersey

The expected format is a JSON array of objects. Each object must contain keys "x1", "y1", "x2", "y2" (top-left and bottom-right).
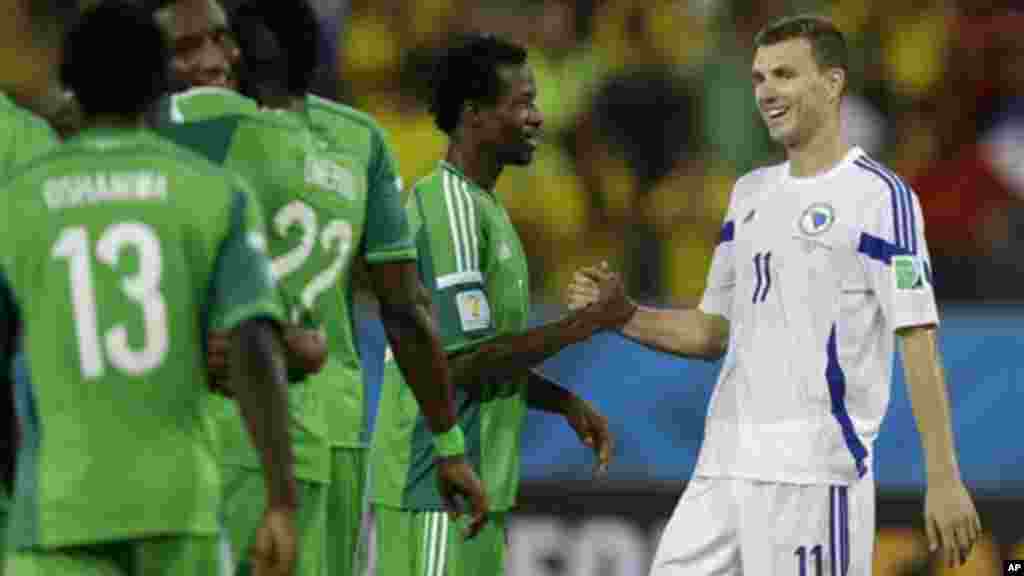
[{"x1": 753, "y1": 251, "x2": 772, "y2": 303}]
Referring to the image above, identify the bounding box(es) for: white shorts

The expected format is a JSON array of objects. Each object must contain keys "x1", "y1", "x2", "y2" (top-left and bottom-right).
[{"x1": 649, "y1": 473, "x2": 875, "y2": 576}]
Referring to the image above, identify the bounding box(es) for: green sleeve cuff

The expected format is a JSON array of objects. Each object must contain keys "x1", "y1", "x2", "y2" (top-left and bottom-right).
[
  {"x1": 364, "y1": 247, "x2": 417, "y2": 264},
  {"x1": 433, "y1": 425, "x2": 466, "y2": 458},
  {"x1": 213, "y1": 302, "x2": 285, "y2": 332}
]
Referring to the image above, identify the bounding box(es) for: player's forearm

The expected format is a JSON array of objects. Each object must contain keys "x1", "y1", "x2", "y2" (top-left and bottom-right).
[
  {"x1": 899, "y1": 325, "x2": 962, "y2": 482},
  {"x1": 524, "y1": 369, "x2": 575, "y2": 415},
  {"x1": 448, "y1": 312, "x2": 598, "y2": 390},
  {"x1": 379, "y1": 299, "x2": 458, "y2": 434},
  {"x1": 620, "y1": 306, "x2": 728, "y2": 360},
  {"x1": 230, "y1": 319, "x2": 298, "y2": 509}
]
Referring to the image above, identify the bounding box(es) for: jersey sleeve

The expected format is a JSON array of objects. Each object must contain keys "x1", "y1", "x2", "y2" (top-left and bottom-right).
[
  {"x1": 698, "y1": 189, "x2": 738, "y2": 320},
  {"x1": 409, "y1": 180, "x2": 495, "y2": 354},
  {"x1": 362, "y1": 124, "x2": 417, "y2": 264},
  {"x1": 14, "y1": 117, "x2": 57, "y2": 168},
  {"x1": 207, "y1": 179, "x2": 286, "y2": 332},
  {"x1": 858, "y1": 186, "x2": 939, "y2": 331}
]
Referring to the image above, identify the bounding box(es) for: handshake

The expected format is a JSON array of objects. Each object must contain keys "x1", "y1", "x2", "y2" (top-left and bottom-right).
[{"x1": 564, "y1": 262, "x2": 638, "y2": 331}]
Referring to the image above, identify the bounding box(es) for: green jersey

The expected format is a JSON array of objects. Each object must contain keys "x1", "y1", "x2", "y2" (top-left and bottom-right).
[
  {"x1": 162, "y1": 90, "x2": 414, "y2": 471},
  {"x1": 303, "y1": 94, "x2": 416, "y2": 447},
  {"x1": 371, "y1": 161, "x2": 531, "y2": 511},
  {"x1": 0, "y1": 93, "x2": 58, "y2": 174},
  {"x1": 164, "y1": 86, "x2": 260, "y2": 123},
  {"x1": 159, "y1": 91, "x2": 328, "y2": 483},
  {"x1": 0, "y1": 126, "x2": 283, "y2": 549},
  {"x1": 0, "y1": 92, "x2": 57, "y2": 540}
]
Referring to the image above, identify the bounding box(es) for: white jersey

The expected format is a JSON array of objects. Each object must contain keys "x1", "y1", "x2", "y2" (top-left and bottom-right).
[{"x1": 696, "y1": 146, "x2": 939, "y2": 485}]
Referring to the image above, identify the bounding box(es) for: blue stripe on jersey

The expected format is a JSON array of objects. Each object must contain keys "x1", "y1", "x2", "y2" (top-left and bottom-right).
[
  {"x1": 719, "y1": 220, "x2": 735, "y2": 244},
  {"x1": 840, "y1": 486, "x2": 850, "y2": 576},
  {"x1": 752, "y1": 252, "x2": 763, "y2": 303},
  {"x1": 10, "y1": 350, "x2": 40, "y2": 548},
  {"x1": 829, "y1": 486, "x2": 837, "y2": 576},
  {"x1": 856, "y1": 233, "x2": 907, "y2": 265},
  {"x1": 761, "y1": 252, "x2": 772, "y2": 302},
  {"x1": 860, "y1": 156, "x2": 917, "y2": 255},
  {"x1": 826, "y1": 324, "x2": 868, "y2": 478},
  {"x1": 854, "y1": 157, "x2": 916, "y2": 254}
]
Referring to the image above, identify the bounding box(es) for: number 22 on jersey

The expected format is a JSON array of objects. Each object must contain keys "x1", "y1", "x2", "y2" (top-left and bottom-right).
[
  {"x1": 52, "y1": 223, "x2": 169, "y2": 379},
  {"x1": 270, "y1": 200, "x2": 353, "y2": 323}
]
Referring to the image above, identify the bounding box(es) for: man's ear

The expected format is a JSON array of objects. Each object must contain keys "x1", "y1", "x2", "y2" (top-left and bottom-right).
[{"x1": 828, "y1": 68, "x2": 846, "y2": 102}]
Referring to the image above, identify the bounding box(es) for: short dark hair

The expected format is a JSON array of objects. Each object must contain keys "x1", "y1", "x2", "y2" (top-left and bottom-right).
[
  {"x1": 429, "y1": 34, "x2": 528, "y2": 135},
  {"x1": 754, "y1": 14, "x2": 848, "y2": 73},
  {"x1": 62, "y1": 1, "x2": 170, "y2": 118},
  {"x1": 28, "y1": 0, "x2": 80, "y2": 43},
  {"x1": 231, "y1": 0, "x2": 321, "y2": 96}
]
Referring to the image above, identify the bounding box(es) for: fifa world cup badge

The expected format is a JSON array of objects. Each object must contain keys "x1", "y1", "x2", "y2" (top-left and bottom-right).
[
  {"x1": 892, "y1": 255, "x2": 925, "y2": 291},
  {"x1": 456, "y1": 289, "x2": 491, "y2": 332}
]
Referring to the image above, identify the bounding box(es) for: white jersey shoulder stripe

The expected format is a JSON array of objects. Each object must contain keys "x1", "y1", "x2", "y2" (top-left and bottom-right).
[
  {"x1": 441, "y1": 170, "x2": 468, "y2": 273},
  {"x1": 852, "y1": 155, "x2": 916, "y2": 254}
]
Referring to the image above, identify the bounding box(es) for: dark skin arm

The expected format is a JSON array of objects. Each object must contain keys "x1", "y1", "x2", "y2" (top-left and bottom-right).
[
  {"x1": 224, "y1": 318, "x2": 298, "y2": 574},
  {"x1": 369, "y1": 260, "x2": 489, "y2": 538},
  {"x1": 446, "y1": 298, "x2": 633, "y2": 391},
  {"x1": 208, "y1": 323, "x2": 326, "y2": 390},
  {"x1": 525, "y1": 370, "x2": 612, "y2": 476},
  {"x1": 225, "y1": 318, "x2": 297, "y2": 510}
]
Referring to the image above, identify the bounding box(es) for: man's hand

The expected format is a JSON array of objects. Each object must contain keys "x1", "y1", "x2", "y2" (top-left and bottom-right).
[
  {"x1": 207, "y1": 325, "x2": 327, "y2": 387},
  {"x1": 436, "y1": 455, "x2": 490, "y2": 539},
  {"x1": 567, "y1": 262, "x2": 636, "y2": 329},
  {"x1": 282, "y1": 325, "x2": 327, "y2": 376},
  {"x1": 924, "y1": 477, "x2": 982, "y2": 568},
  {"x1": 251, "y1": 506, "x2": 298, "y2": 576},
  {"x1": 564, "y1": 395, "x2": 612, "y2": 476}
]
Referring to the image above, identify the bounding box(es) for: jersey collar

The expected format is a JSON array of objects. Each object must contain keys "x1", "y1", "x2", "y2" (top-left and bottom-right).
[
  {"x1": 439, "y1": 160, "x2": 494, "y2": 196},
  {"x1": 67, "y1": 126, "x2": 157, "y2": 151},
  {"x1": 782, "y1": 146, "x2": 864, "y2": 185}
]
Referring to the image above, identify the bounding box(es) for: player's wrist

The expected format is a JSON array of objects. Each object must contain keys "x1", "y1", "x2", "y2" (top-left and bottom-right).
[
  {"x1": 614, "y1": 298, "x2": 639, "y2": 329},
  {"x1": 432, "y1": 424, "x2": 466, "y2": 458}
]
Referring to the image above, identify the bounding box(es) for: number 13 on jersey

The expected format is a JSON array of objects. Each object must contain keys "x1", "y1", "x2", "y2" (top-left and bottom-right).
[{"x1": 52, "y1": 223, "x2": 169, "y2": 379}]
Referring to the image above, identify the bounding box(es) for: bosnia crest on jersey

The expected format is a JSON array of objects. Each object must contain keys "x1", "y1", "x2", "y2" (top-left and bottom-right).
[{"x1": 799, "y1": 202, "x2": 835, "y2": 236}]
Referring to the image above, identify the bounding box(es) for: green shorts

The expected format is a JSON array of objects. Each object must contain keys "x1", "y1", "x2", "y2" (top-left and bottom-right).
[
  {"x1": 221, "y1": 466, "x2": 326, "y2": 576},
  {"x1": 327, "y1": 447, "x2": 369, "y2": 576},
  {"x1": 373, "y1": 505, "x2": 506, "y2": 576},
  {"x1": 4, "y1": 535, "x2": 223, "y2": 576}
]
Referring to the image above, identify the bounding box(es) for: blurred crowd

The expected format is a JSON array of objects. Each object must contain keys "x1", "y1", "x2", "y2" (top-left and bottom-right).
[
  {"x1": 313, "y1": 0, "x2": 1024, "y2": 306},
  {"x1": 8, "y1": 0, "x2": 1022, "y2": 305}
]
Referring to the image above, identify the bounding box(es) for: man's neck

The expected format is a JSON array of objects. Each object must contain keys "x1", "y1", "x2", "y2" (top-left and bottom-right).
[
  {"x1": 81, "y1": 114, "x2": 146, "y2": 131},
  {"x1": 786, "y1": 117, "x2": 849, "y2": 179},
  {"x1": 445, "y1": 137, "x2": 503, "y2": 192},
  {"x1": 258, "y1": 90, "x2": 305, "y2": 114}
]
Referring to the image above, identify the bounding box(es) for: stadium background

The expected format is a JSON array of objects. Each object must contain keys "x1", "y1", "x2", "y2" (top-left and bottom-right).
[{"x1": 4, "y1": 0, "x2": 1023, "y2": 574}]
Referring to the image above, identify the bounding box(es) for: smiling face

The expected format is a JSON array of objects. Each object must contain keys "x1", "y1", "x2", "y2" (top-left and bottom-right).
[
  {"x1": 752, "y1": 37, "x2": 843, "y2": 150},
  {"x1": 474, "y1": 64, "x2": 544, "y2": 166},
  {"x1": 161, "y1": 0, "x2": 239, "y2": 90}
]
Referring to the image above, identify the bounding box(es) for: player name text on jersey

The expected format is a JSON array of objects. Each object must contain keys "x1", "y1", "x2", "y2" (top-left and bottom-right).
[{"x1": 43, "y1": 171, "x2": 168, "y2": 210}]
